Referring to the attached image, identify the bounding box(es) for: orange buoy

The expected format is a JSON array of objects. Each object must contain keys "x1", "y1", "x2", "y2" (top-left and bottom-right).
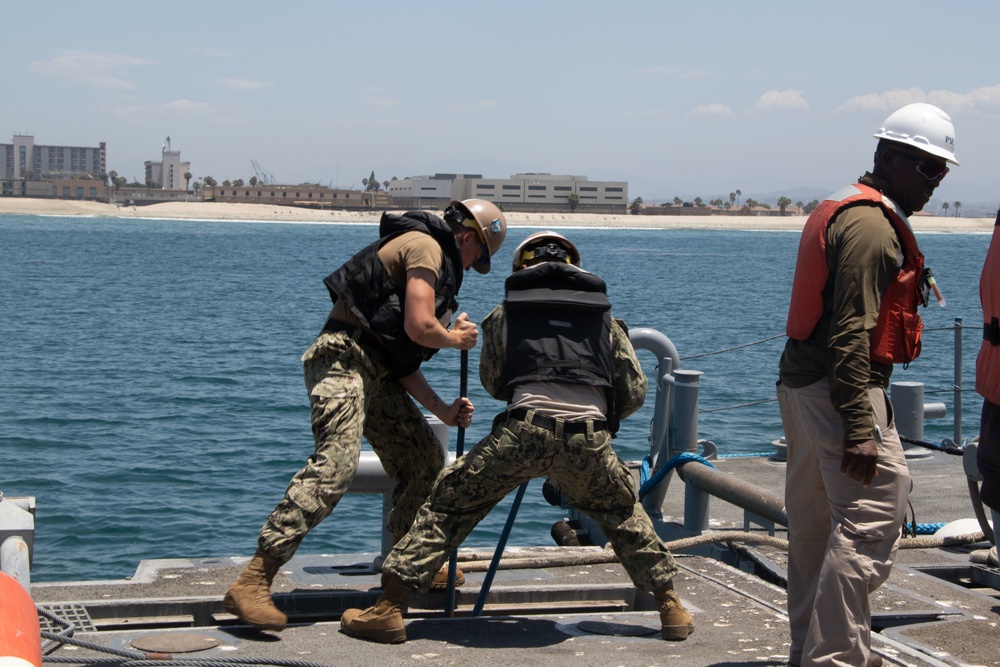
[{"x1": 0, "y1": 571, "x2": 41, "y2": 667}]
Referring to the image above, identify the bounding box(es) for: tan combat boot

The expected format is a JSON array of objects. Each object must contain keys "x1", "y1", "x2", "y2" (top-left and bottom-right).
[
  {"x1": 655, "y1": 579, "x2": 694, "y2": 641},
  {"x1": 430, "y1": 564, "x2": 465, "y2": 589},
  {"x1": 383, "y1": 565, "x2": 463, "y2": 590},
  {"x1": 223, "y1": 549, "x2": 288, "y2": 631},
  {"x1": 341, "y1": 573, "x2": 413, "y2": 644}
]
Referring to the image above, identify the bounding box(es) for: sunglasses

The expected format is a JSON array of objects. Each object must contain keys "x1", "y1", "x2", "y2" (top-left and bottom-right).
[{"x1": 893, "y1": 151, "x2": 949, "y2": 182}]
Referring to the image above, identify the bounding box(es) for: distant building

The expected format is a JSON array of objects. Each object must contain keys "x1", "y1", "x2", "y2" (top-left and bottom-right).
[
  {"x1": 0, "y1": 134, "x2": 106, "y2": 180},
  {"x1": 144, "y1": 137, "x2": 191, "y2": 190},
  {"x1": 209, "y1": 182, "x2": 389, "y2": 210},
  {"x1": 1, "y1": 176, "x2": 106, "y2": 200},
  {"x1": 0, "y1": 134, "x2": 108, "y2": 200},
  {"x1": 386, "y1": 173, "x2": 628, "y2": 214}
]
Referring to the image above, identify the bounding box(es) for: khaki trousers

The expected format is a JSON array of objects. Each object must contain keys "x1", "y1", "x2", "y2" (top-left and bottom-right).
[{"x1": 777, "y1": 378, "x2": 910, "y2": 667}]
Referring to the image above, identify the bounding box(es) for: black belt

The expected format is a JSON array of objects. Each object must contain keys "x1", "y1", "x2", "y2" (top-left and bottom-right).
[
  {"x1": 321, "y1": 317, "x2": 384, "y2": 352},
  {"x1": 985, "y1": 318, "x2": 1000, "y2": 346},
  {"x1": 508, "y1": 408, "x2": 606, "y2": 434}
]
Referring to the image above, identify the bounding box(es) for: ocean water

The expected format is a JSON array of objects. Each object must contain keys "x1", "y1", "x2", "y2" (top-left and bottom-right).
[{"x1": 0, "y1": 214, "x2": 990, "y2": 582}]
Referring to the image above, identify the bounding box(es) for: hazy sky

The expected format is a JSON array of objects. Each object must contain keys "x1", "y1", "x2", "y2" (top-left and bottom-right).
[{"x1": 5, "y1": 1, "x2": 999, "y2": 206}]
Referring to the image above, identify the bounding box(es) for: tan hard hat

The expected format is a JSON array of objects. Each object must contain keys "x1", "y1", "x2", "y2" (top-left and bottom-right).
[
  {"x1": 448, "y1": 199, "x2": 507, "y2": 274},
  {"x1": 511, "y1": 230, "x2": 581, "y2": 272}
]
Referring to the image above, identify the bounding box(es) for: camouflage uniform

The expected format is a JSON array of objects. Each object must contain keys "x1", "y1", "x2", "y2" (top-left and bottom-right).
[
  {"x1": 383, "y1": 305, "x2": 679, "y2": 593},
  {"x1": 258, "y1": 330, "x2": 446, "y2": 562}
]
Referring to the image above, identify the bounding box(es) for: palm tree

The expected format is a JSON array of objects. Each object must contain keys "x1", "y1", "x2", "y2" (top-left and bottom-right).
[
  {"x1": 694, "y1": 197, "x2": 704, "y2": 207},
  {"x1": 183, "y1": 171, "x2": 192, "y2": 191},
  {"x1": 108, "y1": 170, "x2": 119, "y2": 201},
  {"x1": 629, "y1": 197, "x2": 643, "y2": 215},
  {"x1": 796, "y1": 200, "x2": 804, "y2": 214},
  {"x1": 568, "y1": 192, "x2": 579, "y2": 212},
  {"x1": 953, "y1": 201, "x2": 962, "y2": 217},
  {"x1": 941, "y1": 202, "x2": 950, "y2": 216},
  {"x1": 673, "y1": 196, "x2": 683, "y2": 206},
  {"x1": 735, "y1": 189, "x2": 742, "y2": 207},
  {"x1": 777, "y1": 196, "x2": 792, "y2": 216},
  {"x1": 203, "y1": 176, "x2": 217, "y2": 200},
  {"x1": 729, "y1": 192, "x2": 736, "y2": 208}
]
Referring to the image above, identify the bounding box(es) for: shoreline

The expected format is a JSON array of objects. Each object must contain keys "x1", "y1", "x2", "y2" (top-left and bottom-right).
[{"x1": 0, "y1": 197, "x2": 994, "y2": 233}]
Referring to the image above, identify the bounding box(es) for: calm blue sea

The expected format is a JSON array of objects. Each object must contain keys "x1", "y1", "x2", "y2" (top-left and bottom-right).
[{"x1": 0, "y1": 214, "x2": 990, "y2": 582}]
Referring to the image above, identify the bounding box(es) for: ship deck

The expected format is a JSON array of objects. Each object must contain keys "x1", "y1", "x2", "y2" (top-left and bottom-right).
[{"x1": 29, "y1": 452, "x2": 1000, "y2": 667}]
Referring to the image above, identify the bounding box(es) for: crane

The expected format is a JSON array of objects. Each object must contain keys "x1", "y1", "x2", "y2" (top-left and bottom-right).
[{"x1": 250, "y1": 160, "x2": 275, "y2": 185}]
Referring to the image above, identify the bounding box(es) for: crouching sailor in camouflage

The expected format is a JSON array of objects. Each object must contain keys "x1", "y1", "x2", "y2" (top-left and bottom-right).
[
  {"x1": 224, "y1": 199, "x2": 507, "y2": 631},
  {"x1": 340, "y1": 231, "x2": 694, "y2": 644}
]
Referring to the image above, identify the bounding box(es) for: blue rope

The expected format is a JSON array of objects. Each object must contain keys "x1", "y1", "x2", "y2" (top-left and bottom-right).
[
  {"x1": 915, "y1": 522, "x2": 946, "y2": 535},
  {"x1": 639, "y1": 452, "x2": 715, "y2": 500}
]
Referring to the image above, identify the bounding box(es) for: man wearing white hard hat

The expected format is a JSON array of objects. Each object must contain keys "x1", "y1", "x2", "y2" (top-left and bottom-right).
[{"x1": 778, "y1": 103, "x2": 958, "y2": 667}]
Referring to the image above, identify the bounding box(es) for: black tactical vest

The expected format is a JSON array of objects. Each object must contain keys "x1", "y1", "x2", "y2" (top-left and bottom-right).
[
  {"x1": 322, "y1": 211, "x2": 463, "y2": 377},
  {"x1": 503, "y1": 262, "x2": 620, "y2": 433}
]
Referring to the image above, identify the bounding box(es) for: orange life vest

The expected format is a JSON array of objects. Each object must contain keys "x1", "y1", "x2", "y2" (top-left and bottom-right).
[
  {"x1": 785, "y1": 183, "x2": 924, "y2": 365},
  {"x1": 977, "y1": 215, "x2": 1000, "y2": 405}
]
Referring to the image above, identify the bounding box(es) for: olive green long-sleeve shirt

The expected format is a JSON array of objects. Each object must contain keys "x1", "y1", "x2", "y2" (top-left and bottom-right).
[{"x1": 779, "y1": 176, "x2": 905, "y2": 443}]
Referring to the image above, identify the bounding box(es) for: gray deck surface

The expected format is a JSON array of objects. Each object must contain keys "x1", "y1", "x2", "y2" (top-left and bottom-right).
[{"x1": 29, "y1": 453, "x2": 1000, "y2": 667}]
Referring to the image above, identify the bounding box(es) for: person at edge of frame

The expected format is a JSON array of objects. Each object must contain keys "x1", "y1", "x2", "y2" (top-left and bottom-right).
[
  {"x1": 777, "y1": 102, "x2": 959, "y2": 667},
  {"x1": 338, "y1": 230, "x2": 695, "y2": 644},
  {"x1": 222, "y1": 199, "x2": 507, "y2": 631},
  {"x1": 973, "y1": 207, "x2": 1000, "y2": 568}
]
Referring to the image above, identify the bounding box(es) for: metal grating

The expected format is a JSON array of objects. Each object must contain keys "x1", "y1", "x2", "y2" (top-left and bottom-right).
[{"x1": 38, "y1": 603, "x2": 96, "y2": 633}]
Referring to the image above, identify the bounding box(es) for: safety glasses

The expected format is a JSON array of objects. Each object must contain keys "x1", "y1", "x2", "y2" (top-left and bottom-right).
[{"x1": 894, "y1": 151, "x2": 949, "y2": 182}]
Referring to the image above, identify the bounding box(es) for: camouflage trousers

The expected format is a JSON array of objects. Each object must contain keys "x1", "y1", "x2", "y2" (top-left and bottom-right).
[
  {"x1": 258, "y1": 331, "x2": 446, "y2": 563},
  {"x1": 384, "y1": 408, "x2": 679, "y2": 593}
]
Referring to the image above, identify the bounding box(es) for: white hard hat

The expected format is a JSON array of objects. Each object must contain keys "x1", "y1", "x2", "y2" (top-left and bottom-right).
[
  {"x1": 873, "y1": 103, "x2": 959, "y2": 165},
  {"x1": 511, "y1": 231, "x2": 581, "y2": 272}
]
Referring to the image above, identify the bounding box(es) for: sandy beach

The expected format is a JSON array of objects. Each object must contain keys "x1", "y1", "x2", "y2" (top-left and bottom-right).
[{"x1": 0, "y1": 197, "x2": 993, "y2": 233}]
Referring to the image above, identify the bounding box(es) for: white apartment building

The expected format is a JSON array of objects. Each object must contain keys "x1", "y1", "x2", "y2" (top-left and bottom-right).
[
  {"x1": 1, "y1": 134, "x2": 106, "y2": 179},
  {"x1": 386, "y1": 173, "x2": 628, "y2": 213}
]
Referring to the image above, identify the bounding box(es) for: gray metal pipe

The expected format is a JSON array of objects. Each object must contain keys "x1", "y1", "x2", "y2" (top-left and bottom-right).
[
  {"x1": 629, "y1": 327, "x2": 683, "y2": 520},
  {"x1": 677, "y1": 461, "x2": 787, "y2": 528},
  {"x1": 0, "y1": 493, "x2": 34, "y2": 578},
  {"x1": 629, "y1": 326, "x2": 679, "y2": 465},
  {"x1": 1, "y1": 536, "x2": 31, "y2": 592},
  {"x1": 954, "y1": 317, "x2": 963, "y2": 445},
  {"x1": 349, "y1": 451, "x2": 458, "y2": 494},
  {"x1": 629, "y1": 327, "x2": 681, "y2": 375},
  {"x1": 891, "y1": 381, "x2": 935, "y2": 460}
]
